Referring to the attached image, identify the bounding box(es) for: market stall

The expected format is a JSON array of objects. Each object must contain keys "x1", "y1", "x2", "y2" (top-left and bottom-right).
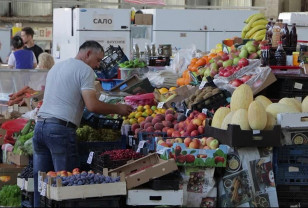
[{"x1": 1, "y1": 11, "x2": 308, "y2": 208}]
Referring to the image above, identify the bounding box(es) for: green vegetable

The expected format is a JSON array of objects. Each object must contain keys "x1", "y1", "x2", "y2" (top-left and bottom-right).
[
  {"x1": 118, "y1": 59, "x2": 147, "y2": 68},
  {"x1": 0, "y1": 185, "x2": 21, "y2": 207},
  {"x1": 20, "y1": 119, "x2": 35, "y2": 136},
  {"x1": 13, "y1": 131, "x2": 34, "y2": 155}
]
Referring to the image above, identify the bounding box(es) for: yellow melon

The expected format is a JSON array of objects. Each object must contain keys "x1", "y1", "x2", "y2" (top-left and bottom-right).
[
  {"x1": 211, "y1": 107, "x2": 231, "y2": 128},
  {"x1": 230, "y1": 84, "x2": 253, "y2": 111},
  {"x1": 248, "y1": 101, "x2": 267, "y2": 130}
]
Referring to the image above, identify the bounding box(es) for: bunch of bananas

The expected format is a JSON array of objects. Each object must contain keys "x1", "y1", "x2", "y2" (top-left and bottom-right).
[
  {"x1": 154, "y1": 88, "x2": 177, "y2": 103},
  {"x1": 241, "y1": 13, "x2": 267, "y2": 41}
]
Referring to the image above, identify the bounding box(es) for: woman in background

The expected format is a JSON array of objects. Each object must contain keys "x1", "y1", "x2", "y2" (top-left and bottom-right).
[
  {"x1": 37, "y1": 52, "x2": 55, "y2": 70},
  {"x1": 8, "y1": 36, "x2": 37, "y2": 69}
]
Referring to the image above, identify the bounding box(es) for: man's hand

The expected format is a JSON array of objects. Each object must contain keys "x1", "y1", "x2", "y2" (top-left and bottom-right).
[{"x1": 117, "y1": 104, "x2": 133, "y2": 116}]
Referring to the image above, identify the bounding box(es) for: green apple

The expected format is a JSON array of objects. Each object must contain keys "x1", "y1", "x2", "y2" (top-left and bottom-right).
[
  {"x1": 247, "y1": 45, "x2": 256, "y2": 54},
  {"x1": 233, "y1": 57, "x2": 240, "y2": 65},
  {"x1": 222, "y1": 59, "x2": 233, "y2": 67},
  {"x1": 239, "y1": 49, "x2": 248, "y2": 58}
]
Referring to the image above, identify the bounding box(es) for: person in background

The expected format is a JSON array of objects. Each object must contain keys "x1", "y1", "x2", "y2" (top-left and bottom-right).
[
  {"x1": 37, "y1": 52, "x2": 55, "y2": 70},
  {"x1": 7, "y1": 36, "x2": 37, "y2": 69},
  {"x1": 32, "y1": 40, "x2": 133, "y2": 207},
  {"x1": 21, "y1": 27, "x2": 43, "y2": 62}
]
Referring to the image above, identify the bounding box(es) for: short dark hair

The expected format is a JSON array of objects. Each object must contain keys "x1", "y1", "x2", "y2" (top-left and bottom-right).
[
  {"x1": 79, "y1": 41, "x2": 104, "y2": 53},
  {"x1": 12, "y1": 36, "x2": 24, "y2": 49},
  {"x1": 22, "y1": 27, "x2": 35, "y2": 37}
]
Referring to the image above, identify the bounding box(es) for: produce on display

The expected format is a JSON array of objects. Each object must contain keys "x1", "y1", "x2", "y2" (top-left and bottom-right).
[
  {"x1": 242, "y1": 13, "x2": 267, "y2": 40},
  {"x1": 0, "y1": 185, "x2": 21, "y2": 207},
  {"x1": 76, "y1": 125, "x2": 121, "y2": 142},
  {"x1": 247, "y1": 101, "x2": 267, "y2": 130},
  {"x1": 184, "y1": 86, "x2": 222, "y2": 109},
  {"x1": 266, "y1": 103, "x2": 300, "y2": 118},
  {"x1": 211, "y1": 107, "x2": 231, "y2": 129},
  {"x1": 123, "y1": 105, "x2": 159, "y2": 125},
  {"x1": 7, "y1": 86, "x2": 37, "y2": 106},
  {"x1": 19, "y1": 162, "x2": 33, "y2": 179},
  {"x1": 230, "y1": 84, "x2": 254, "y2": 111},
  {"x1": 13, "y1": 119, "x2": 35, "y2": 155},
  {"x1": 154, "y1": 88, "x2": 178, "y2": 103},
  {"x1": 99, "y1": 149, "x2": 142, "y2": 161},
  {"x1": 231, "y1": 109, "x2": 250, "y2": 130},
  {"x1": 118, "y1": 58, "x2": 147, "y2": 68},
  {"x1": 302, "y1": 96, "x2": 308, "y2": 112},
  {"x1": 157, "y1": 136, "x2": 219, "y2": 150}
]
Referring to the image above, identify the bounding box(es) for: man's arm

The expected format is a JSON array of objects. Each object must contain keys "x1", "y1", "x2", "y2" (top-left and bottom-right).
[{"x1": 82, "y1": 89, "x2": 133, "y2": 116}]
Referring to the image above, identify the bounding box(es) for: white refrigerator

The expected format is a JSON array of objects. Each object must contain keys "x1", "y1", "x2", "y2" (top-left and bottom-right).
[
  {"x1": 53, "y1": 8, "x2": 131, "y2": 62},
  {"x1": 145, "y1": 9, "x2": 257, "y2": 52}
]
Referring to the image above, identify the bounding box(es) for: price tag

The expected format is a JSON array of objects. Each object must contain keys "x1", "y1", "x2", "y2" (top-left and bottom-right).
[
  {"x1": 136, "y1": 140, "x2": 146, "y2": 153},
  {"x1": 87, "y1": 151, "x2": 94, "y2": 164},
  {"x1": 289, "y1": 166, "x2": 299, "y2": 172},
  {"x1": 40, "y1": 183, "x2": 47, "y2": 196},
  {"x1": 38, "y1": 175, "x2": 42, "y2": 192},
  {"x1": 294, "y1": 82, "x2": 303, "y2": 90},
  {"x1": 157, "y1": 102, "x2": 165, "y2": 109},
  {"x1": 199, "y1": 81, "x2": 207, "y2": 89},
  {"x1": 128, "y1": 135, "x2": 133, "y2": 147},
  {"x1": 22, "y1": 178, "x2": 25, "y2": 190},
  {"x1": 202, "y1": 108, "x2": 208, "y2": 114},
  {"x1": 253, "y1": 130, "x2": 261, "y2": 135},
  {"x1": 156, "y1": 149, "x2": 165, "y2": 155}
]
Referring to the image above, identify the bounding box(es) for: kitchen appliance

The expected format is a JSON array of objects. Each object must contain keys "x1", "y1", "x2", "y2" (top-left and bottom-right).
[
  {"x1": 144, "y1": 9, "x2": 257, "y2": 53},
  {"x1": 53, "y1": 8, "x2": 131, "y2": 63}
]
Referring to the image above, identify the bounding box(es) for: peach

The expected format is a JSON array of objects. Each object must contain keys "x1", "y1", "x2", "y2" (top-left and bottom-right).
[
  {"x1": 200, "y1": 137, "x2": 207, "y2": 146},
  {"x1": 162, "y1": 120, "x2": 173, "y2": 128},
  {"x1": 198, "y1": 125, "x2": 205, "y2": 134},
  {"x1": 145, "y1": 116, "x2": 153, "y2": 123},
  {"x1": 184, "y1": 137, "x2": 192, "y2": 147},
  {"x1": 165, "y1": 109, "x2": 174, "y2": 115},
  {"x1": 167, "y1": 128, "x2": 175, "y2": 137},
  {"x1": 152, "y1": 117, "x2": 162, "y2": 125},
  {"x1": 197, "y1": 113, "x2": 207, "y2": 121},
  {"x1": 192, "y1": 118, "x2": 202, "y2": 126},
  {"x1": 206, "y1": 137, "x2": 215, "y2": 146},
  {"x1": 165, "y1": 114, "x2": 175, "y2": 122},
  {"x1": 146, "y1": 126, "x2": 155, "y2": 132},
  {"x1": 162, "y1": 127, "x2": 169, "y2": 133},
  {"x1": 144, "y1": 122, "x2": 153, "y2": 130},
  {"x1": 190, "y1": 130, "x2": 199, "y2": 137},
  {"x1": 187, "y1": 123, "x2": 197, "y2": 134},
  {"x1": 189, "y1": 141, "x2": 199, "y2": 149},
  {"x1": 131, "y1": 123, "x2": 140, "y2": 132},
  {"x1": 140, "y1": 121, "x2": 147, "y2": 129},
  {"x1": 172, "y1": 131, "x2": 181, "y2": 137}
]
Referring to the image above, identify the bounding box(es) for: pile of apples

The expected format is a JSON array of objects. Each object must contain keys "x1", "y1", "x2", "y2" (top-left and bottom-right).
[
  {"x1": 218, "y1": 57, "x2": 249, "y2": 77},
  {"x1": 158, "y1": 136, "x2": 219, "y2": 150},
  {"x1": 229, "y1": 74, "x2": 253, "y2": 87}
]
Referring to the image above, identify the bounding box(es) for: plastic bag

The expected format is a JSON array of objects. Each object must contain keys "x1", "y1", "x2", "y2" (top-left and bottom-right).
[
  {"x1": 167, "y1": 46, "x2": 197, "y2": 76},
  {"x1": 213, "y1": 60, "x2": 271, "y2": 94},
  {"x1": 124, "y1": 93, "x2": 155, "y2": 108},
  {"x1": 144, "y1": 69, "x2": 178, "y2": 88}
]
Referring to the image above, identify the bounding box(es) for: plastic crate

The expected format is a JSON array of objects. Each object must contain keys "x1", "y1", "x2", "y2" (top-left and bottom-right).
[
  {"x1": 274, "y1": 164, "x2": 308, "y2": 185},
  {"x1": 190, "y1": 90, "x2": 231, "y2": 113},
  {"x1": 40, "y1": 196, "x2": 124, "y2": 208},
  {"x1": 94, "y1": 45, "x2": 128, "y2": 79},
  {"x1": 273, "y1": 145, "x2": 308, "y2": 166},
  {"x1": 277, "y1": 185, "x2": 308, "y2": 207},
  {"x1": 99, "y1": 79, "x2": 123, "y2": 91},
  {"x1": 81, "y1": 109, "x2": 123, "y2": 130},
  {"x1": 21, "y1": 190, "x2": 34, "y2": 207}
]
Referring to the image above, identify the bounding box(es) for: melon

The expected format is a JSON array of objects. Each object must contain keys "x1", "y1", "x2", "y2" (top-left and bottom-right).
[
  {"x1": 264, "y1": 112, "x2": 276, "y2": 130},
  {"x1": 279, "y1": 98, "x2": 301, "y2": 112},
  {"x1": 293, "y1": 98, "x2": 302, "y2": 112},
  {"x1": 255, "y1": 95, "x2": 272, "y2": 109},
  {"x1": 211, "y1": 107, "x2": 231, "y2": 128},
  {"x1": 221, "y1": 111, "x2": 235, "y2": 130},
  {"x1": 231, "y1": 109, "x2": 251, "y2": 130},
  {"x1": 230, "y1": 84, "x2": 253, "y2": 112},
  {"x1": 248, "y1": 101, "x2": 267, "y2": 130},
  {"x1": 302, "y1": 96, "x2": 308, "y2": 112},
  {"x1": 266, "y1": 103, "x2": 300, "y2": 118}
]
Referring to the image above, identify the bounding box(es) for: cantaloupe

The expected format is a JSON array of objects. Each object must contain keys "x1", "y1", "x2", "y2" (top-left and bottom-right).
[
  {"x1": 248, "y1": 101, "x2": 267, "y2": 130},
  {"x1": 255, "y1": 95, "x2": 272, "y2": 109},
  {"x1": 231, "y1": 109, "x2": 251, "y2": 130},
  {"x1": 264, "y1": 112, "x2": 276, "y2": 130},
  {"x1": 266, "y1": 103, "x2": 300, "y2": 118},
  {"x1": 230, "y1": 84, "x2": 253, "y2": 112},
  {"x1": 279, "y1": 98, "x2": 301, "y2": 112},
  {"x1": 221, "y1": 111, "x2": 235, "y2": 130},
  {"x1": 302, "y1": 96, "x2": 308, "y2": 112},
  {"x1": 211, "y1": 107, "x2": 231, "y2": 128}
]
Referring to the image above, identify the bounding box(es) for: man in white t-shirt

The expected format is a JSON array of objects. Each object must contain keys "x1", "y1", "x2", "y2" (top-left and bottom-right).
[{"x1": 32, "y1": 41, "x2": 133, "y2": 207}]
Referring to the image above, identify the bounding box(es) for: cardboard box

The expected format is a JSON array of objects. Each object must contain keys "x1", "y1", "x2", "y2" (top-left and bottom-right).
[
  {"x1": 17, "y1": 177, "x2": 34, "y2": 192},
  {"x1": 135, "y1": 14, "x2": 153, "y2": 25},
  {"x1": 109, "y1": 153, "x2": 178, "y2": 189},
  {"x1": 277, "y1": 112, "x2": 308, "y2": 145},
  {"x1": 254, "y1": 71, "x2": 277, "y2": 95},
  {"x1": 0, "y1": 163, "x2": 24, "y2": 189},
  {"x1": 7, "y1": 152, "x2": 29, "y2": 166},
  {"x1": 204, "y1": 119, "x2": 281, "y2": 147},
  {"x1": 127, "y1": 189, "x2": 183, "y2": 206},
  {"x1": 157, "y1": 143, "x2": 228, "y2": 167},
  {"x1": 40, "y1": 170, "x2": 126, "y2": 201}
]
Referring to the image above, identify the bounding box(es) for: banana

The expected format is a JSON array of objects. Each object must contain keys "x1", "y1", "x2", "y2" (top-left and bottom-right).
[
  {"x1": 245, "y1": 25, "x2": 266, "y2": 39},
  {"x1": 241, "y1": 30, "x2": 247, "y2": 39},
  {"x1": 252, "y1": 19, "x2": 268, "y2": 27},
  {"x1": 242, "y1": 24, "x2": 251, "y2": 32},
  {"x1": 254, "y1": 34, "x2": 265, "y2": 41},
  {"x1": 252, "y1": 29, "x2": 266, "y2": 39},
  {"x1": 247, "y1": 13, "x2": 266, "y2": 29},
  {"x1": 245, "y1": 13, "x2": 258, "y2": 24}
]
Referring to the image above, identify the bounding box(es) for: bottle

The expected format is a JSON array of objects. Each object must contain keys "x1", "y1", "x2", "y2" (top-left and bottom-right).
[
  {"x1": 281, "y1": 23, "x2": 290, "y2": 47},
  {"x1": 266, "y1": 22, "x2": 274, "y2": 45},
  {"x1": 133, "y1": 43, "x2": 140, "y2": 59},
  {"x1": 144, "y1": 43, "x2": 150, "y2": 65},
  {"x1": 272, "y1": 21, "x2": 281, "y2": 48},
  {"x1": 260, "y1": 46, "x2": 270, "y2": 67},
  {"x1": 275, "y1": 41, "x2": 286, "y2": 66},
  {"x1": 290, "y1": 23, "x2": 298, "y2": 47}
]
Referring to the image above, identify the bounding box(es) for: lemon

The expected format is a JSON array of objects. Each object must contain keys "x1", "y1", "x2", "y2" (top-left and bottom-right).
[
  {"x1": 135, "y1": 112, "x2": 143, "y2": 119},
  {"x1": 159, "y1": 88, "x2": 169, "y2": 94},
  {"x1": 137, "y1": 105, "x2": 144, "y2": 112},
  {"x1": 142, "y1": 112, "x2": 148, "y2": 117},
  {"x1": 128, "y1": 112, "x2": 136, "y2": 119},
  {"x1": 143, "y1": 105, "x2": 151, "y2": 110},
  {"x1": 169, "y1": 87, "x2": 177, "y2": 91},
  {"x1": 129, "y1": 118, "x2": 137, "y2": 125},
  {"x1": 145, "y1": 109, "x2": 153, "y2": 115}
]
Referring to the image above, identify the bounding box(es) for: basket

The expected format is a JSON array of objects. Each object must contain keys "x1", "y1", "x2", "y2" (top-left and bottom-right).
[
  {"x1": 95, "y1": 45, "x2": 128, "y2": 79},
  {"x1": 273, "y1": 145, "x2": 308, "y2": 166}
]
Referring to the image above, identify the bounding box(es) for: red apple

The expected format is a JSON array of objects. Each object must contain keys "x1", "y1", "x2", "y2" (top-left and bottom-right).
[
  {"x1": 197, "y1": 113, "x2": 207, "y2": 121},
  {"x1": 187, "y1": 123, "x2": 197, "y2": 134},
  {"x1": 240, "y1": 75, "x2": 252, "y2": 83},
  {"x1": 238, "y1": 58, "x2": 249, "y2": 67},
  {"x1": 189, "y1": 141, "x2": 199, "y2": 149},
  {"x1": 167, "y1": 128, "x2": 174, "y2": 137},
  {"x1": 230, "y1": 79, "x2": 243, "y2": 87},
  {"x1": 184, "y1": 137, "x2": 192, "y2": 147},
  {"x1": 198, "y1": 125, "x2": 205, "y2": 134},
  {"x1": 190, "y1": 130, "x2": 199, "y2": 137},
  {"x1": 172, "y1": 131, "x2": 181, "y2": 137},
  {"x1": 193, "y1": 118, "x2": 202, "y2": 126}
]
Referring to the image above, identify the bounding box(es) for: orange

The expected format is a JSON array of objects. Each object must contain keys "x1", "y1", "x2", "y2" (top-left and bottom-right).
[
  {"x1": 217, "y1": 51, "x2": 225, "y2": 57},
  {"x1": 184, "y1": 78, "x2": 191, "y2": 85},
  {"x1": 137, "y1": 117, "x2": 145, "y2": 123},
  {"x1": 190, "y1": 65, "x2": 198, "y2": 72},
  {"x1": 201, "y1": 55, "x2": 209, "y2": 64},
  {"x1": 145, "y1": 109, "x2": 153, "y2": 115},
  {"x1": 183, "y1": 70, "x2": 190, "y2": 79},
  {"x1": 195, "y1": 58, "x2": 207, "y2": 67},
  {"x1": 143, "y1": 105, "x2": 151, "y2": 110},
  {"x1": 208, "y1": 53, "x2": 217, "y2": 59},
  {"x1": 177, "y1": 78, "x2": 185, "y2": 86},
  {"x1": 190, "y1": 57, "x2": 198, "y2": 65},
  {"x1": 169, "y1": 87, "x2": 177, "y2": 91}
]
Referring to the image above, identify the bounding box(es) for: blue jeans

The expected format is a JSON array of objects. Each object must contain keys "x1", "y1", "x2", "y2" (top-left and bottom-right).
[{"x1": 33, "y1": 121, "x2": 79, "y2": 207}]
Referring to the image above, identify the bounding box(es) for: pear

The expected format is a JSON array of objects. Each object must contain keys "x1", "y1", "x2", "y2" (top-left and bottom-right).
[
  {"x1": 247, "y1": 45, "x2": 257, "y2": 54},
  {"x1": 223, "y1": 59, "x2": 233, "y2": 67},
  {"x1": 233, "y1": 57, "x2": 240, "y2": 65},
  {"x1": 239, "y1": 49, "x2": 248, "y2": 58}
]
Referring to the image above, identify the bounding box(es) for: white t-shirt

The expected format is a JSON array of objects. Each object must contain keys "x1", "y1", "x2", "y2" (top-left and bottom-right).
[
  {"x1": 38, "y1": 58, "x2": 95, "y2": 126},
  {"x1": 8, "y1": 51, "x2": 37, "y2": 69}
]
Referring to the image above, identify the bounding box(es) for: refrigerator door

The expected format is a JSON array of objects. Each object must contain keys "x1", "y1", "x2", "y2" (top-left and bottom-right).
[
  {"x1": 77, "y1": 31, "x2": 131, "y2": 58},
  {"x1": 74, "y1": 8, "x2": 130, "y2": 31},
  {"x1": 206, "y1": 31, "x2": 242, "y2": 52},
  {"x1": 152, "y1": 31, "x2": 207, "y2": 52}
]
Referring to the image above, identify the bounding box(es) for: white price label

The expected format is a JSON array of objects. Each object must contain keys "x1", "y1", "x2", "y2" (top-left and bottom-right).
[
  {"x1": 129, "y1": 135, "x2": 133, "y2": 146},
  {"x1": 87, "y1": 151, "x2": 94, "y2": 164},
  {"x1": 157, "y1": 102, "x2": 165, "y2": 108},
  {"x1": 38, "y1": 176, "x2": 42, "y2": 192},
  {"x1": 40, "y1": 183, "x2": 47, "y2": 196},
  {"x1": 136, "y1": 140, "x2": 146, "y2": 153},
  {"x1": 156, "y1": 149, "x2": 165, "y2": 155},
  {"x1": 199, "y1": 81, "x2": 207, "y2": 89},
  {"x1": 253, "y1": 130, "x2": 261, "y2": 135},
  {"x1": 22, "y1": 178, "x2": 25, "y2": 190},
  {"x1": 202, "y1": 109, "x2": 208, "y2": 114},
  {"x1": 294, "y1": 82, "x2": 303, "y2": 90}
]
